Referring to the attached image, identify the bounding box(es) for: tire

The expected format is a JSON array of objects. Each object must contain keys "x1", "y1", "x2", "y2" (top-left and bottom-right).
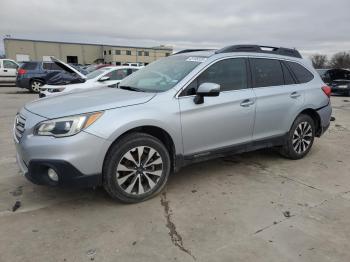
[
  {"x1": 280, "y1": 114, "x2": 315, "y2": 160},
  {"x1": 103, "y1": 132, "x2": 171, "y2": 203},
  {"x1": 30, "y1": 80, "x2": 44, "y2": 93}
]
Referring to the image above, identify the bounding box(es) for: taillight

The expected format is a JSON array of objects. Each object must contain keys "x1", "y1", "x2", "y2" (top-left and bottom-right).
[
  {"x1": 18, "y1": 69, "x2": 27, "y2": 75},
  {"x1": 321, "y1": 85, "x2": 332, "y2": 98}
]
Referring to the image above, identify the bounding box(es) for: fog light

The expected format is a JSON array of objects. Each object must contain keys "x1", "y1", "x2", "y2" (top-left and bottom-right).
[{"x1": 48, "y1": 168, "x2": 59, "y2": 182}]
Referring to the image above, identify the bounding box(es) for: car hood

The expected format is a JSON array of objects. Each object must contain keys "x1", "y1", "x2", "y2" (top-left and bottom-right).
[
  {"x1": 51, "y1": 57, "x2": 86, "y2": 80},
  {"x1": 25, "y1": 88, "x2": 156, "y2": 119}
]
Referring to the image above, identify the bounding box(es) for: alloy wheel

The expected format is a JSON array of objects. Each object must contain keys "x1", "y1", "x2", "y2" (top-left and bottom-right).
[
  {"x1": 31, "y1": 81, "x2": 42, "y2": 92},
  {"x1": 292, "y1": 121, "x2": 313, "y2": 154},
  {"x1": 116, "y1": 146, "x2": 163, "y2": 195}
]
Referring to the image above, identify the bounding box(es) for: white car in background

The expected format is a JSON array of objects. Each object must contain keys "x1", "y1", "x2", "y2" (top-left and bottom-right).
[
  {"x1": 0, "y1": 59, "x2": 19, "y2": 85},
  {"x1": 39, "y1": 60, "x2": 139, "y2": 97}
]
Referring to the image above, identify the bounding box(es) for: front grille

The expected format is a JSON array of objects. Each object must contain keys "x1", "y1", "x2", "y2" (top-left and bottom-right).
[{"x1": 14, "y1": 114, "x2": 26, "y2": 142}]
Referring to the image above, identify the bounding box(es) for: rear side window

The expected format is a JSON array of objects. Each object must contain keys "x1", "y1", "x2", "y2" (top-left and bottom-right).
[
  {"x1": 43, "y1": 63, "x2": 52, "y2": 70},
  {"x1": 251, "y1": 58, "x2": 284, "y2": 87},
  {"x1": 22, "y1": 62, "x2": 37, "y2": 70},
  {"x1": 286, "y1": 61, "x2": 314, "y2": 83},
  {"x1": 281, "y1": 62, "x2": 296, "y2": 85}
]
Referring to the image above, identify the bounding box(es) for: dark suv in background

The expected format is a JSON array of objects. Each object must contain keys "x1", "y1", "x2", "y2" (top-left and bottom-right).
[
  {"x1": 16, "y1": 61, "x2": 65, "y2": 92},
  {"x1": 317, "y1": 68, "x2": 350, "y2": 96}
]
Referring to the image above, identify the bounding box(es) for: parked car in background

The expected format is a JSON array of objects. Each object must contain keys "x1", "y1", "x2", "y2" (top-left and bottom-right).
[
  {"x1": 16, "y1": 61, "x2": 64, "y2": 92},
  {"x1": 16, "y1": 58, "x2": 86, "y2": 93},
  {"x1": 0, "y1": 59, "x2": 19, "y2": 85},
  {"x1": 85, "y1": 64, "x2": 112, "y2": 73},
  {"x1": 69, "y1": 64, "x2": 89, "y2": 75},
  {"x1": 317, "y1": 68, "x2": 350, "y2": 96},
  {"x1": 14, "y1": 45, "x2": 332, "y2": 203},
  {"x1": 39, "y1": 63, "x2": 139, "y2": 97}
]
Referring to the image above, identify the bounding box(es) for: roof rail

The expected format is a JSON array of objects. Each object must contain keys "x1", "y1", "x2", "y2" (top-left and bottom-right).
[
  {"x1": 215, "y1": 45, "x2": 302, "y2": 58},
  {"x1": 174, "y1": 49, "x2": 214, "y2": 55}
]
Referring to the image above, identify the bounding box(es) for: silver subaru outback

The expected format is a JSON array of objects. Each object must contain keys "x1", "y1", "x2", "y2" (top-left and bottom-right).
[{"x1": 14, "y1": 45, "x2": 332, "y2": 203}]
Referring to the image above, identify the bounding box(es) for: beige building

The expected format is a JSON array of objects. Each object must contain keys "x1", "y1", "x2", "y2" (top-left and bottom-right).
[{"x1": 4, "y1": 38, "x2": 173, "y2": 65}]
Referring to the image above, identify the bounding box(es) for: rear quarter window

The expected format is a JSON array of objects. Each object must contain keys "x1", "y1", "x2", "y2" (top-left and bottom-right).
[
  {"x1": 21, "y1": 62, "x2": 37, "y2": 70},
  {"x1": 286, "y1": 61, "x2": 314, "y2": 83}
]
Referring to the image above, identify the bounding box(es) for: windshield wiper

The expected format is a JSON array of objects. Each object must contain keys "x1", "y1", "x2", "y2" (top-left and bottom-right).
[{"x1": 119, "y1": 85, "x2": 144, "y2": 92}]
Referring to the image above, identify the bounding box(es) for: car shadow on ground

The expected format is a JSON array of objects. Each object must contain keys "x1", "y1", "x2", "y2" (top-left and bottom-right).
[{"x1": 3, "y1": 148, "x2": 282, "y2": 213}]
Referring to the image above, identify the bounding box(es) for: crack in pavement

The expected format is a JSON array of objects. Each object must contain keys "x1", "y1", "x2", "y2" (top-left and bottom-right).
[
  {"x1": 276, "y1": 174, "x2": 323, "y2": 191},
  {"x1": 253, "y1": 193, "x2": 350, "y2": 235},
  {"x1": 160, "y1": 192, "x2": 196, "y2": 260}
]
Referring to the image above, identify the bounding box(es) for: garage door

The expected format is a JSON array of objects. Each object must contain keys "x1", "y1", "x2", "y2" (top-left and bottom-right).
[{"x1": 16, "y1": 54, "x2": 30, "y2": 62}]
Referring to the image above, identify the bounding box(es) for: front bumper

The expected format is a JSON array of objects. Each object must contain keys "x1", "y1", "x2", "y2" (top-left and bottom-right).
[
  {"x1": 24, "y1": 159, "x2": 101, "y2": 187},
  {"x1": 14, "y1": 108, "x2": 110, "y2": 187}
]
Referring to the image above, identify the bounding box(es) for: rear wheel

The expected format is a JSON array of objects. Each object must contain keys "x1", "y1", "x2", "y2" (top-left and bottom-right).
[
  {"x1": 103, "y1": 133, "x2": 171, "y2": 203},
  {"x1": 30, "y1": 80, "x2": 43, "y2": 93},
  {"x1": 280, "y1": 114, "x2": 315, "y2": 160}
]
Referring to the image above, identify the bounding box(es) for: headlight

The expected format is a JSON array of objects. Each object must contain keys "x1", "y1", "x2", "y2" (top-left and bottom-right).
[{"x1": 34, "y1": 112, "x2": 103, "y2": 137}]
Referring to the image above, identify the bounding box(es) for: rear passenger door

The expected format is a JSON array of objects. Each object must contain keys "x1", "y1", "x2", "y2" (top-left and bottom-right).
[
  {"x1": 250, "y1": 58, "x2": 304, "y2": 140},
  {"x1": 179, "y1": 58, "x2": 256, "y2": 156}
]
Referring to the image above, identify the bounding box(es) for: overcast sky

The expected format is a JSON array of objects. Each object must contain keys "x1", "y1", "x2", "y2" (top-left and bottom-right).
[{"x1": 0, "y1": 0, "x2": 349, "y2": 57}]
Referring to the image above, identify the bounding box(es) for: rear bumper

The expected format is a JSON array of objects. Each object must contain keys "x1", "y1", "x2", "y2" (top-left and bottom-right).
[
  {"x1": 331, "y1": 86, "x2": 350, "y2": 93},
  {"x1": 16, "y1": 78, "x2": 31, "y2": 89},
  {"x1": 316, "y1": 103, "x2": 332, "y2": 136}
]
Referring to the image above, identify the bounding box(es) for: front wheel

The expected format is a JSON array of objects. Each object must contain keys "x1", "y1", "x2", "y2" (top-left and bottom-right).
[
  {"x1": 103, "y1": 133, "x2": 171, "y2": 203},
  {"x1": 280, "y1": 114, "x2": 315, "y2": 160},
  {"x1": 30, "y1": 80, "x2": 44, "y2": 93}
]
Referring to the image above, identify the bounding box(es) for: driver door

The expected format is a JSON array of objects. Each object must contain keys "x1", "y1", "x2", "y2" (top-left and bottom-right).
[
  {"x1": 178, "y1": 58, "x2": 256, "y2": 156},
  {"x1": 1, "y1": 60, "x2": 18, "y2": 82}
]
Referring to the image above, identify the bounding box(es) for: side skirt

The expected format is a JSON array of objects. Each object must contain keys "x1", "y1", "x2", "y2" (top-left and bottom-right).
[{"x1": 175, "y1": 133, "x2": 287, "y2": 170}]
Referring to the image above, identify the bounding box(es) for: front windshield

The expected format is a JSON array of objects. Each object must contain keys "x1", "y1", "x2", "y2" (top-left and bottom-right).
[
  {"x1": 86, "y1": 68, "x2": 110, "y2": 80},
  {"x1": 119, "y1": 55, "x2": 203, "y2": 92}
]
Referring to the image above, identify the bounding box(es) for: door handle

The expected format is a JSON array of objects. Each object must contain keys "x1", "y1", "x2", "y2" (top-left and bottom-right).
[
  {"x1": 240, "y1": 99, "x2": 254, "y2": 107},
  {"x1": 3, "y1": 69, "x2": 8, "y2": 72},
  {"x1": 290, "y1": 91, "x2": 301, "y2": 98}
]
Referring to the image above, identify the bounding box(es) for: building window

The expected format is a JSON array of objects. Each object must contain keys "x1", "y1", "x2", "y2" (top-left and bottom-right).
[
  {"x1": 144, "y1": 51, "x2": 149, "y2": 56},
  {"x1": 115, "y1": 62, "x2": 121, "y2": 65},
  {"x1": 165, "y1": 52, "x2": 171, "y2": 56},
  {"x1": 104, "y1": 50, "x2": 107, "y2": 55},
  {"x1": 115, "y1": 50, "x2": 121, "y2": 55},
  {"x1": 109, "y1": 50, "x2": 112, "y2": 55},
  {"x1": 138, "y1": 51, "x2": 143, "y2": 56},
  {"x1": 126, "y1": 50, "x2": 132, "y2": 56}
]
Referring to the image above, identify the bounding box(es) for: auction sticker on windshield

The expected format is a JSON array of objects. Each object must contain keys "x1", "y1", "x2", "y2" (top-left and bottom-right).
[{"x1": 186, "y1": 57, "x2": 207, "y2": 63}]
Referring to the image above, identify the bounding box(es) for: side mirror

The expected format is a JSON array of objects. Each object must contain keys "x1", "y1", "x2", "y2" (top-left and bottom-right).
[
  {"x1": 194, "y1": 83, "x2": 220, "y2": 104},
  {"x1": 99, "y1": 76, "x2": 110, "y2": 82}
]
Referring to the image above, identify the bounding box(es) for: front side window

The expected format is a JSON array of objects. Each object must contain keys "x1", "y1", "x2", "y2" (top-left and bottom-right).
[
  {"x1": 181, "y1": 58, "x2": 247, "y2": 96},
  {"x1": 3, "y1": 60, "x2": 18, "y2": 69},
  {"x1": 286, "y1": 61, "x2": 314, "y2": 83},
  {"x1": 119, "y1": 55, "x2": 202, "y2": 92},
  {"x1": 251, "y1": 58, "x2": 284, "y2": 88}
]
